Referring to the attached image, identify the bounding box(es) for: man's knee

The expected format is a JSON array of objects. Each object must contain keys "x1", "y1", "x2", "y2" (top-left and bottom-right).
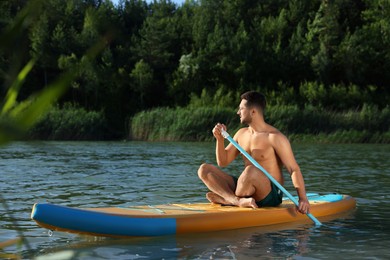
[
  {"x1": 240, "y1": 165, "x2": 259, "y2": 180},
  {"x1": 198, "y1": 163, "x2": 212, "y2": 180}
]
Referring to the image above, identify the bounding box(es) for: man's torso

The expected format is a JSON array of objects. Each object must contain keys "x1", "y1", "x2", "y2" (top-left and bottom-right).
[{"x1": 236, "y1": 127, "x2": 284, "y2": 184}]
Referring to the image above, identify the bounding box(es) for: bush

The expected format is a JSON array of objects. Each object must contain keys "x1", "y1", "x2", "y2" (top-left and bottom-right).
[{"x1": 29, "y1": 104, "x2": 106, "y2": 140}]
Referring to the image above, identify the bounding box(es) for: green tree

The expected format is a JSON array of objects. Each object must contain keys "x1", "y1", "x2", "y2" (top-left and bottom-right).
[
  {"x1": 131, "y1": 0, "x2": 181, "y2": 107},
  {"x1": 130, "y1": 59, "x2": 154, "y2": 106},
  {"x1": 339, "y1": 0, "x2": 389, "y2": 85},
  {"x1": 306, "y1": 0, "x2": 341, "y2": 84}
]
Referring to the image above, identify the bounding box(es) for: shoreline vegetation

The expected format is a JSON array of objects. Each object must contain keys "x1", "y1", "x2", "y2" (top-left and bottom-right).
[
  {"x1": 129, "y1": 105, "x2": 390, "y2": 144},
  {"x1": 29, "y1": 104, "x2": 106, "y2": 141},
  {"x1": 26, "y1": 101, "x2": 390, "y2": 144},
  {"x1": 26, "y1": 84, "x2": 390, "y2": 144},
  {"x1": 26, "y1": 85, "x2": 390, "y2": 144}
]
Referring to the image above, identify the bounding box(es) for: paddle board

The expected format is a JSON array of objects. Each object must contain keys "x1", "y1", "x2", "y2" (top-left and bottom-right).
[{"x1": 31, "y1": 193, "x2": 356, "y2": 238}]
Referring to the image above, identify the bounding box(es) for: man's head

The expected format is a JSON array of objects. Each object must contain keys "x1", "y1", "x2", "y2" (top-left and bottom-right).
[
  {"x1": 240, "y1": 91, "x2": 266, "y2": 112},
  {"x1": 238, "y1": 91, "x2": 266, "y2": 125}
]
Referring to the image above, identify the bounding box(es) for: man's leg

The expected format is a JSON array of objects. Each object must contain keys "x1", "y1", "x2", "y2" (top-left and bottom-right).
[
  {"x1": 198, "y1": 163, "x2": 258, "y2": 208},
  {"x1": 198, "y1": 163, "x2": 237, "y2": 205},
  {"x1": 235, "y1": 165, "x2": 272, "y2": 202}
]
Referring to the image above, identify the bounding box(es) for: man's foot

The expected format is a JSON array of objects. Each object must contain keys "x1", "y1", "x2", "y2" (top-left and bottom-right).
[
  {"x1": 206, "y1": 192, "x2": 258, "y2": 209},
  {"x1": 206, "y1": 192, "x2": 233, "y2": 206},
  {"x1": 237, "y1": 197, "x2": 258, "y2": 209}
]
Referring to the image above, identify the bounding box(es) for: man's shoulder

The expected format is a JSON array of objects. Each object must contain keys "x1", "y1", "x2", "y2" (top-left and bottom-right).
[
  {"x1": 233, "y1": 127, "x2": 250, "y2": 140},
  {"x1": 235, "y1": 126, "x2": 284, "y2": 136},
  {"x1": 236, "y1": 127, "x2": 249, "y2": 133},
  {"x1": 234, "y1": 127, "x2": 251, "y2": 136},
  {"x1": 268, "y1": 129, "x2": 290, "y2": 147},
  {"x1": 264, "y1": 124, "x2": 285, "y2": 137}
]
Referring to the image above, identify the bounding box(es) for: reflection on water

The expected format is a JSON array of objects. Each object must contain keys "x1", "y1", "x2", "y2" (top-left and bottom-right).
[{"x1": 1, "y1": 141, "x2": 389, "y2": 259}]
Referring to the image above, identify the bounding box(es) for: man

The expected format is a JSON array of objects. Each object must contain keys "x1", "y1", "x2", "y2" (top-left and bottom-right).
[{"x1": 198, "y1": 91, "x2": 310, "y2": 214}]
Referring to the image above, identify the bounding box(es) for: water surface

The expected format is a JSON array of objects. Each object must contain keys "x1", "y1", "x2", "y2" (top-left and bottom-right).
[{"x1": 1, "y1": 141, "x2": 389, "y2": 259}]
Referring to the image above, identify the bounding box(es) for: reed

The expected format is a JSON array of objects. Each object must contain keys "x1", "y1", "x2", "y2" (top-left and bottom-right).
[
  {"x1": 29, "y1": 104, "x2": 106, "y2": 140},
  {"x1": 130, "y1": 107, "x2": 239, "y2": 141},
  {"x1": 130, "y1": 105, "x2": 390, "y2": 143}
]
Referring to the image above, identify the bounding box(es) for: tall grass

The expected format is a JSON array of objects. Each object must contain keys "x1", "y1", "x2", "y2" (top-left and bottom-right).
[
  {"x1": 130, "y1": 104, "x2": 390, "y2": 143},
  {"x1": 29, "y1": 104, "x2": 106, "y2": 140},
  {"x1": 130, "y1": 107, "x2": 239, "y2": 141}
]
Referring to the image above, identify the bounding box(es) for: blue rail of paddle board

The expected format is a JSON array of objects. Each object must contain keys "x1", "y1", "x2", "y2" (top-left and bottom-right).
[
  {"x1": 283, "y1": 193, "x2": 343, "y2": 202},
  {"x1": 32, "y1": 203, "x2": 177, "y2": 237}
]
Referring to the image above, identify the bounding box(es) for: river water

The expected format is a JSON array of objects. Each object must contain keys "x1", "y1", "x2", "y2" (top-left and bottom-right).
[{"x1": 1, "y1": 141, "x2": 389, "y2": 259}]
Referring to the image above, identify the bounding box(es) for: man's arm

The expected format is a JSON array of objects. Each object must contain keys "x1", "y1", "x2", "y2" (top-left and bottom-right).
[
  {"x1": 213, "y1": 123, "x2": 240, "y2": 167},
  {"x1": 270, "y1": 133, "x2": 310, "y2": 214}
]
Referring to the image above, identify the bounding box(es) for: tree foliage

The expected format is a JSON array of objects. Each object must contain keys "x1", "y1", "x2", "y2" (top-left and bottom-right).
[{"x1": 1, "y1": 0, "x2": 389, "y2": 139}]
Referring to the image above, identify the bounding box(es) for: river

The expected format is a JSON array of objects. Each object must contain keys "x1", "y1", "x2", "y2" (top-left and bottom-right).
[{"x1": 1, "y1": 141, "x2": 389, "y2": 259}]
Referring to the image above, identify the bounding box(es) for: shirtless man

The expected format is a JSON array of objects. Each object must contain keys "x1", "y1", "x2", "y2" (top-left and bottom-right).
[{"x1": 198, "y1": 91, "x2": 310, "y2": 214}]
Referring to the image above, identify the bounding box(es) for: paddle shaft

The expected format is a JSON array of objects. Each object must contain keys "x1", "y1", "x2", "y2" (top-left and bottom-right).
[{"x1": 221, "y1": 129, "x2": 322, "y2": 226}]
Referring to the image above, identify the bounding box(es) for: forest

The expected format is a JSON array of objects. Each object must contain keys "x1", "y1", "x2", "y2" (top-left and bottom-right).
[{"x1": 0, "y1": 0, "x2": 389, "y2": 142}]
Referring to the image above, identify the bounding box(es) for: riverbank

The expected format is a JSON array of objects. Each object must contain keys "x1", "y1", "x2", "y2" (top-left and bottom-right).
[
  {"x1": 129, "y1": 105, "x2": 390, "y2": 143},
  {"x1": 26, "y1": 104, "x2": 390, "y2": 143}
]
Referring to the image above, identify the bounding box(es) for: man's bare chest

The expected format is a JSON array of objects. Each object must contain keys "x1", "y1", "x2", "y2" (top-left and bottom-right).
[{"x1": 238, "y1": 134, "x2": 275, "y2": 161}]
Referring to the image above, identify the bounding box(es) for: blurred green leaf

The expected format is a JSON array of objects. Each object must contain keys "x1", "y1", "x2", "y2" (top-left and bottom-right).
[
  {"x1": 0, "y1": 62, "x2": 73, "y2": 145},
  {"x1": 1, "y1": 59, "x2": 35, "y2": 114}
]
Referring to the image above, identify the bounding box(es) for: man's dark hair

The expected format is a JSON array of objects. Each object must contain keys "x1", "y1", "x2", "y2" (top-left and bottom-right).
[{"x1": 240, "y1": 91, "x2": 266, "y2": 112}]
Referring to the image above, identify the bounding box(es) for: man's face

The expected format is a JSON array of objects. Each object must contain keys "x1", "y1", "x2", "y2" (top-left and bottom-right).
[{"x1": 237, "y1": 99, "x2": 251, "y2": 125}]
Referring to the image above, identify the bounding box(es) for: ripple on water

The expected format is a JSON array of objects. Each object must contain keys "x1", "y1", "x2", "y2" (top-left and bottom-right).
[{"x1": 1, "y1": 142, "x2": 389, "y2": 259}]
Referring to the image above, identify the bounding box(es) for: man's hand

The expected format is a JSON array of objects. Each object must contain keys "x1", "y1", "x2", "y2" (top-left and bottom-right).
[
  {"x1": 297, "y1": 198, "x2": 310, "y2": 214},
  {"x1": 212, "y1": 123, "x2": 227, "y2": 140}
]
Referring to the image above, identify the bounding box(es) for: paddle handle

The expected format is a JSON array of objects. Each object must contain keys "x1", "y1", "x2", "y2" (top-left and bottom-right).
[{"x1": 221, "y1": 129, "x2": 321, "y2": 226}]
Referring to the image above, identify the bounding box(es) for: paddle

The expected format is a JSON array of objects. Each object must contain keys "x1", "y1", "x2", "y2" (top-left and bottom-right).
[{"x1": 221, "y1": 129, "x2": 322, "y2": 226}]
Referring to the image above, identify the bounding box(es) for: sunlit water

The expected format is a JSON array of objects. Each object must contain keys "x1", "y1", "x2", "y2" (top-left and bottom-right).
[{"x1": 1, "y1": 141, "x2": 389, "y2": 259}]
